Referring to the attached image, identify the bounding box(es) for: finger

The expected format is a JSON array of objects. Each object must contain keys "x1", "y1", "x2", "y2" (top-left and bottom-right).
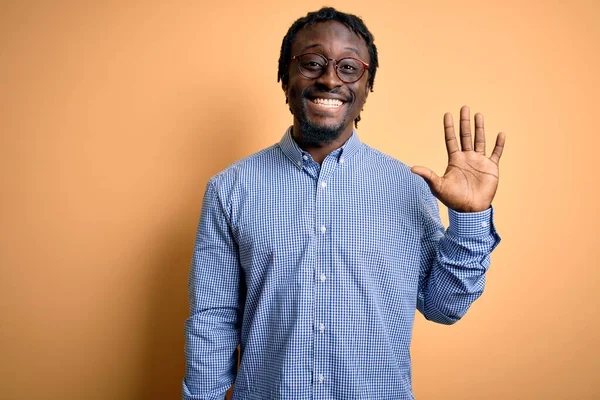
[
  {"x1": 411, "y1": 165, "x2": 443, "y2": 195},
  {"x1": 474, "y1": 113, "x2": 486, "y2": 154},
  {"x1": 489, "y1": 132, "x2": 506, "y2": 164},
  {"x1": 443, "y1": 113, "x2": 459, "y2": 157},
  {"x1": 460, "y1": 105, "x2": 473, "y2": 151}
]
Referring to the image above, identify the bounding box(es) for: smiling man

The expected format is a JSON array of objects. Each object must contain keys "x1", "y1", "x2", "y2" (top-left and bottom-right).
[
  {"x1": 283, "y1": 19, "x2": 371, "y2": 161},
  {"x1": 183, "y1": 7, "x2": 505, "y2": 400}
]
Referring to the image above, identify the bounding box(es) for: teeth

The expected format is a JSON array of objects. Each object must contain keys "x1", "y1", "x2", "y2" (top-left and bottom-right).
[{"x1": 312, "y1": 98, "x2": 344, "y2": 108}]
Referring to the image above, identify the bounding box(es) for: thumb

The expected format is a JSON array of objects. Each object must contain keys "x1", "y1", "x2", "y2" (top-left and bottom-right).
[{"x1": 411, "y1": 166, "x2": 442, "y2": 194}]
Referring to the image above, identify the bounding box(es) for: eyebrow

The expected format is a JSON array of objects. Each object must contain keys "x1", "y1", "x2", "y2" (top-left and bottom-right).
[{"x1": 300, "y1": 44, "x2": 361, "y2": 57}]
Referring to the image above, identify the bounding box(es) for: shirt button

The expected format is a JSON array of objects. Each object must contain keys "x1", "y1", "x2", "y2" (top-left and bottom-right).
[
  {"x1": 318, "y1": 374, "x2": 324, "y2": 383},
  {"x1": 320, "y1": 225, "x2": 326, "y2": 234},
  {"x1": 319, "y1": 323, "x2": 325, "y2": 332},
  {"x1": 320, "y1": 181, "x2": 327, "y2": 188},
  {"x1": 481, "y1": 221, "x2": 489, "y2": 228},
  {"x1": 302, "y1": 155, "x2": 308, "y2": 161},
  {"x1": 297, "y1": 161, "x2": 303, "y2": 167},
  {"x1": 319, "y1": 273, "x2": 326, "y2": 282},
  {"x1": 339, "y1": 157, "x2": 345, "y2": 164}
]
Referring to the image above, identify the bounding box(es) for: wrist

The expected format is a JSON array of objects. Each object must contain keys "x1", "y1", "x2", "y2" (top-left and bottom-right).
[{"x1": 451, "y1": 205, "x2": 490, "y2": 213}]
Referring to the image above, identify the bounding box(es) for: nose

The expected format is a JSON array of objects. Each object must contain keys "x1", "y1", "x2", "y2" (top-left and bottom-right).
[{"x1": 315, "y1": 61, "x2": 343, "y2": 89}]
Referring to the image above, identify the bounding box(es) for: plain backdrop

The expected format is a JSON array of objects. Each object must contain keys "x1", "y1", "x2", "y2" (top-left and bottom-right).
[{"x1": 1, "y1": 1, "x2": 599, "y2": 399}]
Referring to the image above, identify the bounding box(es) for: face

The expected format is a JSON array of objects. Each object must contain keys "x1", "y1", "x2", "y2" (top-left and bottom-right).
[{"x1": 283, "y1": 21, "x2": 371, "y2": 146}]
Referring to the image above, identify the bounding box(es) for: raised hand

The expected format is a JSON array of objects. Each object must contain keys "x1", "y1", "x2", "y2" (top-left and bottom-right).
[{"x1": 411, "y1": 106, "x2": 506, "y2": 213}]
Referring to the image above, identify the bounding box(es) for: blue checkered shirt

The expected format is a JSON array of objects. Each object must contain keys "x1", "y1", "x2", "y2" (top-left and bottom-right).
[{"x1": 183, "y1": 128, "x2": 500, "y2": 400}]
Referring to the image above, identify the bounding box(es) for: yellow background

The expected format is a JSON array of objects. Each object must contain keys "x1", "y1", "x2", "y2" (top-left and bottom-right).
[{"x1": 1, "y1": 1, "x2": 599, "y2": 399}]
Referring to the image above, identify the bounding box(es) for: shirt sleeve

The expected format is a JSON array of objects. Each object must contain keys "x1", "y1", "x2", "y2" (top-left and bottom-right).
[
  {"x1": 182, "y1": 180, "x2": 243, "y2": 399},
  {"x1": 416, "y1": 184, "x2": 501, "y2": 325}
]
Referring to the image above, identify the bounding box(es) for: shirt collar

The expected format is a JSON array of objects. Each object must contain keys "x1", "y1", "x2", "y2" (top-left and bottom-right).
[{"x1": 278, "y1": 126, "x2": 363, "y2": 169}]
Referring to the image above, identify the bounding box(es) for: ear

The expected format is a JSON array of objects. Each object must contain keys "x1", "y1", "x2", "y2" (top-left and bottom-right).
[
  {"x1": 282, "y1": 83, "x2": 288, "y2": 103},
  {"x1": 362, "y1": 83, "x2": 370, "y2": 104}
]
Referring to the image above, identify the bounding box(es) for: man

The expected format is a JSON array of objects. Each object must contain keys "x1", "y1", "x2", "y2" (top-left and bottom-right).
[{"x1": 183, "y1": 7, "x2": 505, "y2": 400}]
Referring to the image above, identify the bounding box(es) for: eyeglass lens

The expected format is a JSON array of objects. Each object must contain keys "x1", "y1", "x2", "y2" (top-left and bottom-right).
[{"x1": 296, "y1": 53, "x2": 365, "y2": 83}]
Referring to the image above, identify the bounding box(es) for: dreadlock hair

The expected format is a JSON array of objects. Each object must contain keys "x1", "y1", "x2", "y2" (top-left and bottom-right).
[{"x1": 277, "y1": 7, "x2": 379, "y2": 128}]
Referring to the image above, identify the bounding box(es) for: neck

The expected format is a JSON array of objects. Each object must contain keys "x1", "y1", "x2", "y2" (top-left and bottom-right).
[{"x1": 292, "y1": 123, "x2": 353, "y2": 164}]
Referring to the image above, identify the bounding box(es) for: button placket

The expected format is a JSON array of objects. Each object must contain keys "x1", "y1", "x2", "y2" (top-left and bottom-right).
[{"x1": 313, "y1": 155, "x2": 339, "y2": 391}]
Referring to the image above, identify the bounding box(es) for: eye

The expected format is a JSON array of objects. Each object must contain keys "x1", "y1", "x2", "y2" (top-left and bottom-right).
[
  {"x1": 302, "y1": 60, "x2": 325, "y2": 70},
  {"x1": 338, "y1": 59, "x2": 362, "y2": 74},
  {"x1": 297, "y1": 53, "x2": 328, "y2": 71}
]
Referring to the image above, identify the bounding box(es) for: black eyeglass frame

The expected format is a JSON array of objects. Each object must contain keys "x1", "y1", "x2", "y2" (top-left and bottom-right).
[{"x1": 290, "y1": 52, "x2": 370, "y2": 84}]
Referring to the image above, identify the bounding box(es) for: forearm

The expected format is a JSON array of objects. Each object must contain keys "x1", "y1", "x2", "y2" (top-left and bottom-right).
[
  {"x1": 183, "y1": 310, "x2": 239, "y2": 400},
  {"x1": 418, "y1": 207, "x2": 500, "y2": 324}
]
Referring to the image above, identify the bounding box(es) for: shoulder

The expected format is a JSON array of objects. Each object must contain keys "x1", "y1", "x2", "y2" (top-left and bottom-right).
[
  {"x1": 347, "y1": 143, "x2": 437, "y2": 224},
  {"x1": 357, "y1": 143, "x2": 436, "y2": 212},
  {"x1": 359, "y1": 144, "x2": 426, "y2": 188},
  {"x1": 206, "y1": 143, "x2": 286, "y2": 201}
]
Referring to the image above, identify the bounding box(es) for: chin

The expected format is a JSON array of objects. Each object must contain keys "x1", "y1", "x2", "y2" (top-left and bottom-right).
[{"x1": 297, "y1": 116, "x2": 346, "y2": 146}]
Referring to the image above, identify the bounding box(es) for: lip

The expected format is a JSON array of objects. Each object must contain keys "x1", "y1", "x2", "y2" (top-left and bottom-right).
[
  {"x1": 305, "y1": 97, "x2": 348, "y2": 115},
  {"x1": 305, "y1": 93, "x2": 348, "y2": 102}
]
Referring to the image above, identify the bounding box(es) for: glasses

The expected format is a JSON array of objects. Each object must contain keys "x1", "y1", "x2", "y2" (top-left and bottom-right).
[{"x1": 291, "y1": 53, "x2": 369, "y2": 84}]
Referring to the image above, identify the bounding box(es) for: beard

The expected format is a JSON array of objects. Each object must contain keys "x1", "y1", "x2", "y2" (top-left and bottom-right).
[
  {"x1": 296, "y1": 104, "x2": 346, "y2": 146},
  {"x1": 291, "y1": 87, "x2": 352, "y2": 147}
]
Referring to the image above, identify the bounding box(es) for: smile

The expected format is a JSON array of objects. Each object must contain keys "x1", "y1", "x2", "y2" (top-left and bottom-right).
[{"x1": 310, "y1": 97, "x2": 346, "y2": 109}]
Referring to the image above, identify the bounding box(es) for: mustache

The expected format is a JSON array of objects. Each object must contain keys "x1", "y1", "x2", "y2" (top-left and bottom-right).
[{"x1": 302, "y1": 86, "x2": 350, "y2": 102}]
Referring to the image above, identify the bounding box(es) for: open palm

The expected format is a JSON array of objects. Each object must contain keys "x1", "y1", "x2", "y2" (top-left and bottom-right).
[{"x1": 411, "y1": 106, "x2": 506, "y2": 213}]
